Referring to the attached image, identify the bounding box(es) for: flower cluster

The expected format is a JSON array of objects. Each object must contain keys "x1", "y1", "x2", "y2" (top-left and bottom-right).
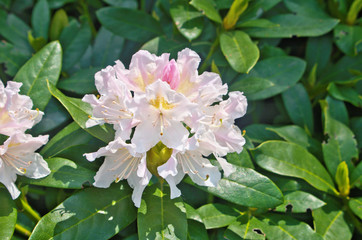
[
  {"x1": 0, "y1": 81, "x2": 50, "y2": 199},
  {"x1": 84, "y1": 49, "x2": 247, "y2": 207}
]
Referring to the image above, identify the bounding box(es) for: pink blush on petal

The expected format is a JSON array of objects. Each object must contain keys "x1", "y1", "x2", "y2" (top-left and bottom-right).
[{"x1": 161, "y1": 59, "x2": 180, "y2": 89}]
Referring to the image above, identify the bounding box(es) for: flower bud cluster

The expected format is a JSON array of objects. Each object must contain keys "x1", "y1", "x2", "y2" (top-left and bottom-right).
[
  {"x1": 84, "y1": 49, "x2": 247, "y2": 207},
  {"x1": 0, "y1": 81, "x2": 50, "y2": 199}
]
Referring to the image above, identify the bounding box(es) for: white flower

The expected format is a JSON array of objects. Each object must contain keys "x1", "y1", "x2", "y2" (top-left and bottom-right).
[
  {"x1": 0, "y1": 81, "x2": 43, "y2": 136},
  {"x1": 84, "y1": 48, "x2": 247, "y2": 207},
  {"x1": 0, "y1": 133, "x2": 50, "y2": 199}
]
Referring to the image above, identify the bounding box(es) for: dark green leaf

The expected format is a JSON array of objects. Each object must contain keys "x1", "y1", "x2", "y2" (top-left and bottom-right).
[
  {"x1": 350, "y1": 161, "x2": 362, "y2": 189},
  {"x1": 187, "y1": 220, "x2": 209, "y2": 240},
  {"x1": 351, "y1": 117, "x2": 362, "y2": 149},
  {"x1": 325, "y1": 96, "x2": 349, "y2": 125},
  {"x1": 190, "y1": 0, "x2": 222, "y2": 23},
  {"x1": 284, "y1": 0, "x2": 331, "y2": 18},
  {"x1": 237, "y1": 0, "x2": 281, "y2": 22},
  {"x1": 275, "y1": 191, "x2": 325, "y2": 213},
  {"x1": 47, "y1": 82, "x2": 115, "y2": 143},
  {"x1": 18, "y1": 157, "x2": 95, "y2": 189},
  {"x1": 226, "y1": 151, "x2": 254, "y2": 169},
  {"x1": 29, "y1": 183, "x2": 136, "y2": 240},
  {"x1": 236, "y1": 18, "x2": 279, "y2": 28},
  {"x1": 282, "y1": 83, "x2": 314, "y2": 133},
  {"x1": 225, "y1": 215, "x2": 265, "y2": 240},
  {"x1": 138, "y1": 184, "x2": 187, "y2": 240},
  {"x1": 58, "y1": 68, "x2": 98, "y2": 95},
  {"x1": 220, "y1": 30, "x2": 259, "y2": 73},
  {"x1": 306, "y1": 35, "x2": 332, "y2": 73},
  {"x1": 244, "y1": 124, "x2": 282, "y2": 144},
  {"x1": 141, "y1": 36, "x2": 190, "y2": 58},
  {"x1": 197, "y1": 203, "x2": 240, "y2": 229},
  {"x1": 31, "y1": 0, "x2": 50, "y2": 41},
  {"x1": 13, "y1": 41, "x2": 62, "y2": 110},
  {"x1": 0, "y1": 188, "x2": 17, "y2": 240},
  {"x1": 327, "y1": 83, "x2": 362, "y2": 107},
  {"x1": 0, "y1": 41, "x2": 29, "y2": 76},
  {"x1": 47, "y1": 0, "x2": 76, "y2": 9},
  {"x1": 103, "y1": 0, "x2": 138, "y2": 8},
  {"x1": 266, "y1": 125, "x2": 310, "y2": 148},
  {"x1": 96, "y1": 7, "x2": 163, "y2": 42},
  {"x1": 349, "y1": 197, "x2": 362, "y2": 219},
  {"x1": 252, "y1": 141, "x2": 337, "y2": 194},
  {"x1": 334, "y1": 24, "x2": 362, "y2": 56},
  {"x1": 231, "y1": 56, "x2": 306, "y2": 100}
]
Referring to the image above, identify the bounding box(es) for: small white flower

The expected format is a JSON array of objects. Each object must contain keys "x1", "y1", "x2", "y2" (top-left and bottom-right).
[{"x1": 0, "y1": 133, "x2": 50, "y2": 199}]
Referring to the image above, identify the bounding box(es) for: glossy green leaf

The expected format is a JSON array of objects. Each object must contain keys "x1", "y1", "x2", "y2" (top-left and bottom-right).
[
  {"x1": 220, "y1": 30, "x2": 259, "y2": 73},
  {"x1": 184, "y1": 203, "x2": 203, "y2": 223},
  {"x1": 29, "y1": 183, "x2": 136, "y2": 240},
  {"x1": 245, "y1": 14, "x2": 339, "y2": 38},
  {"x1": 230, "y1": 56, "x2": 306, "y2": 100},
  {"x1": 226, "y1": 150, "x2": 254, "y2": 169},
  {"x1": 244, "y1": 124, "x2": 282, "y2": 144},
  {"x1": 334, "y1": 24, "x2": 362, "y2": 56},
  {"x1": 190, "y1": 0, "x2": 222, "y2": 23},
  {"x1": 0, "y1": 188, "x2": 17, "y2": 240},
  {"x1": 138, "y1": 184, "x2": 187, "y2": 240},
  {"x1": 58, "y1": 68, "x2": 98, "y2": 95},
  {"x1": 13, "y1": 41, "x2": 62, "y2": 110},
  {"x1": 313, "y1": 202, "x2": 353, "y2": 240},
  {"x1": 186, "y1": 165, "x2": 283, "y2": 208},
  {"x1": 59, "y1": 19, "x2": 92, "y2": 72},
  {"x1": 197, "y1": 203, "x2": 240, "y2": 229},
  {"x1": 0, "y1": 41, "x2": 29, "y2": 76},
  {"x1": 170, "y1": 0, "x2": 204, "y2": 41},
  {"x1": 327, "y1": 83, "x2": 362, "y2": 107},
  {"x1": 252, "y1": 141, "x2": 337, "y2": 194},
  {"x1": 49, "y1": 9, "x2": 69, "y2": 41},
  {"x1": 18, "y1": 157, "x2": 95, "y2": 188},
  {"x1": 236, "y1": 18, "x2": 279, "y2": 28},
  {"x1": 349, "y1": 197, "x2": 362, "y2": 219},
  {"x1": 282, "y1": 83, "x2": 314, "y2": 133},
  {"x1": 325, "y1": 96, "x2": 349, "y2": 125},
  {"x1": 187, "y1": 220, "x2": 209, "y2": 240},
  {"x1": 47, "y1": 82, "x2": 115, "y2": 143},
  {"x1": 255, "y1": 214, "x2": 323, "y2": 240},
  {"x1": 96, "y1": 7, "x2": 163, "y2": 42},
  {"x1": 284, "y1": 0, "x2": 331, "y2": 18},
  {"x1": 224, "y1": 215, "x2": 265, "y2": 240},
  {"x1": 237, "y1": 0, "x2": 281, "y2": 22},
  {"x1": 223, "y1": 0, "x2": 248, "y2": 30},
  {"x1": 31, "y1": 0, "x2": 50, "y2": 40},
  {"x1": 266, "y1": 125, "x2": 309, "y2": 148},
  {"x1": 275, "y1": 191, "x2": 325, "y2": 213},
  {"x1": 306, "y1": 35, "x2": 332, "y2": 73}
]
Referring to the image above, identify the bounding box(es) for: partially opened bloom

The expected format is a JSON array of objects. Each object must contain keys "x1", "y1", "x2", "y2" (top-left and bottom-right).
[
  {"x1": 84, "y1": 48, "x2": 247, "y2": 207},
  {"x1": 0, "y1": 81, "x2": 43, "y2": 136},
  {"x1": 0, "y1": 133, "x2": 50, "y2": 199}
]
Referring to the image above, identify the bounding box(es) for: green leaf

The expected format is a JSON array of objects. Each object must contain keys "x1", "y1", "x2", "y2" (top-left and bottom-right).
[
  {"x1": 197, "y1": 203, "x2": 240, "y2": 229},
  {"x1": 244, "y1": 14, "x2": 339, "y2": 38},
  {"x1": 0, "y1": 188, "x2": 17, "y2": 240},
  {"x1": 335, "y1": 161, "x2": 350, "y2": 196},
  {"x1": 223, "y1": 0, "x2": 248, "y2": 30},
  {"x1": 47, "y1": 82, "x2": 115, "y2": 143},
  {"x1": 237, "y1": 0, "x2": 281, "y2": 22},
  {"x1": 313, "y1": 201, "x2": 353, "y2": 240},
  {"x1": 236, "y1": 18, "x2": 280, "y2": 28},
  {"x1": 282, "y1": 83, "x2": 314, "y2": 134},
  {"x1": 220, "y1": 30, "x2": 259, "y2": 73},
  {"x1": 226, "y1": 151, "x2": 254, "y2": 169},
  {"x1": 284, "y1": 0, "x2": 331, "y2": 18},
  {"x1": 18, "y1": 157, "x2": 95, "y2": 189},
  {"x1": 92, "y1": 27, "x2": 124, "y2": 68},
  {"x1": 224, "y1": 215, "x2": 265, "y2": 240},
  {"x1": 0, "y1": 41, "x2": 29, "y2": 76},
  {"x1": 49, "y1": 9, "x2": 69, "y2": 41},
  {"x1": 230, "y1": 56, "x2": 306, "y2": 100},
  {"x1": 255, "y1": 214, "x2": 323, "y2": 240},
  {"x1": 96, "y1": 7, "x2": 163, "y2": 42},
  {"x1": 275, "y1": 191, "x2": 326, "y2": 213},
  {"x1": 170, "y1": 0, "x2": 204, "y2": 41},
  {"x1": 351, "y1": 161, "x2": 362, "y2": 189},
  {"x1": 252, "y1": 141, "x2": 337, "y2": 194},
  {"x1": 334, "y1": 24, "x2": 362, "y2": 56},
  {"x1": 103, "y1": 0, "x2": 138, "y2": 8},
  {"x1": 187, "y1": 220, "x2": 209, "y2": 240},
  {"x1": 266, "y1": 125, "x2": 310, "y2": 149},
  {"x1": 138, "y1": 184, "x2": 187, "y2": 240},
  {"x1": 325, "y1": 96, "x2": 349, "y2": 125},
  {"x1": 320, "y1": 99, "x2": 358, "y2": 177},
  {"x1": 351, "y1": 117, "x2": 362, "y2": 149},
  {"x1": 186, "y1": 165, "x2": 283, "y2": 208},
  {"x1": 327, "y1": 83, "x2": 362, "y2": 107},
  {"x1": 244, "y1": 124, "x2": 282, "y2": 144},
  {"x1": 29, "y1": 183, "x2": 136, "y2": 240},
  {"x1": 13, "y1": 41, "x2": 62, "y2": 110},
  {"x1": 58, "y1": 68, "x2": 98, "y2": 95},
  {"x1": 349, "y1": 197, "x2": 362, "y2": 219},
  {"x1": 306, "y1": 35, "x2": 332, "y2": 73},
  {"x1": 31, "y1": 0, "x2": 50, "y2": 41},
  {"x1": 47, "y1": 0, "x2": 76, "y2": 9},
  {"x1": 190, "y1": 0, "x2": 222, "y2": 23},
  {"x1": 59, "y1": 19, "x2": 92, "y2": 72},
  {"x1": 141, "y1": 36, "x2": 190, "y2": 58}
]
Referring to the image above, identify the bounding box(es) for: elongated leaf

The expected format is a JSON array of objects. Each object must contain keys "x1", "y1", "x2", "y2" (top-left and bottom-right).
[
  {"x1": 0, "y1": 41, "x2": 29, "y2": 76},
  {"x1": 325, "y1": 96, "x2": 349, "y2": 125},
  {"x1": 18, "y1": 157, "x2": 95, "y2": 189},
  {"x1": 282, "y1": 83, "x2": 314, "y2": 133},
  {"x1": 138, "y1": 184, "x2": 187, "y2": 240},
  {"x1": 284, "y1": 0, "x2": 331, "y2": 18},
  {"x1": 96, "y1": 7, "x2": 163, "y2": 42},
  {"x1": 197, "y1": 204, "x2": 240, "y2": 229},
  {"x1": 226, "y1": 150, "x2": 254, "y2": 169},
  {"x1": 245, "y1": 124, "x2": 282, "y2": 144},
  {"x1": 58, "y1": 68, "x2": 98, "y2": 95},
  {"x1": 244, "y1": 14, "x2": 338, "y2": 38},
  {"x1": 220, "y1": 30, "x2": 259, "y2": 73},
  {"x1": 13, "y1": 41, "x2": 62, "y2": 110},
  {"x1": 225, "y1": 215, "x2": 265, "y2": 240},
  {"x1": 47, "y1": 81, "x2": 115, "y2": 143},
  {"x1": 141, "y1": 36, "x2": 190, "y2": 58},
  {"x1": 190, "y1": 0, "x2": 222, "y2": 23},
  {"x1": 306, "y1": 35, "x2": 332, "y2": 73},
  {"x1": 0, "y1": 188, "x2": 17, "y2": 240},
  {"x1": 334, "y1": 24, "x2": 362, "y2": 56},
  {"x1": 313, "y1": 201, "x2": 353, "y2": 240},
  {"x1": 252, "y1": 141, "x2": 337, "y2": 194},
  {"x1": 351, "y1": 161, "x2": 362, "y2": 189},
  {"x1": 29, "y1": 183, "x2": 136, "y2": 240},
  {"x1": 170, "y1": 0, "x2": 204, "y2": 41},
  {"x1": 31, "y1": 0, "x2": 50, "y2": 40},
  {"x1": 266, "y1": 125, "x2": 310, "y2": 148},
  {"x1": 186, "y1": 165, "x2": 283, "y2": 208},
  {"x1": 231, "y1": 56, "x2": 306, "y2": 100},
  {"x1": 349, "y1": 197, "x2": 362, "y2": 219},
  {"x1": 275, "y1": 191, "x2": 325, "y2": 213},
  {"x1": 188, "y1": 220, "x2": 209, "y2": 240},
  {"x1": 327, "y1": 83, "x2": 362, "y2": 107}
]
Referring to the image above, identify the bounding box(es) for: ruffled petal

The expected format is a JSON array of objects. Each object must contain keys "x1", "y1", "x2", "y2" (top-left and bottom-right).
[
  {"x1": 23, "y1": 153, "x2": 51, "y2": 179},
  {"x1": 0, "y1": 163, "x2": 20, "y2": 199}
]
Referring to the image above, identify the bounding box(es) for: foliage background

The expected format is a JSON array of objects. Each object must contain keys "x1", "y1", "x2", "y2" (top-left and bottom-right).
[{"x1": 0, "y1": 0, "x2": 361, "y2": 239}]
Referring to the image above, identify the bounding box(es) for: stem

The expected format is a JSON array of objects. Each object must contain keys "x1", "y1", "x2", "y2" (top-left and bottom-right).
[
  {"x1": 19, "y1": 197, "x2": 41, "y2": 222},
  {"x1": 15, "y1": 224, "x2": 31, "y2": 237},
  {"x1": 199, "y1": 37, "x2": 220, "y2": 73}
]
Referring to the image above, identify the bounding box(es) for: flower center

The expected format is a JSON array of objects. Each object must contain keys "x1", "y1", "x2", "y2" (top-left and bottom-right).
[
  {"x1": 146, "y1": 142, "x2": 173, "y2": 176},
  {"x1": 149, "y1": 96, "x2": 174, "y2": 110}
]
